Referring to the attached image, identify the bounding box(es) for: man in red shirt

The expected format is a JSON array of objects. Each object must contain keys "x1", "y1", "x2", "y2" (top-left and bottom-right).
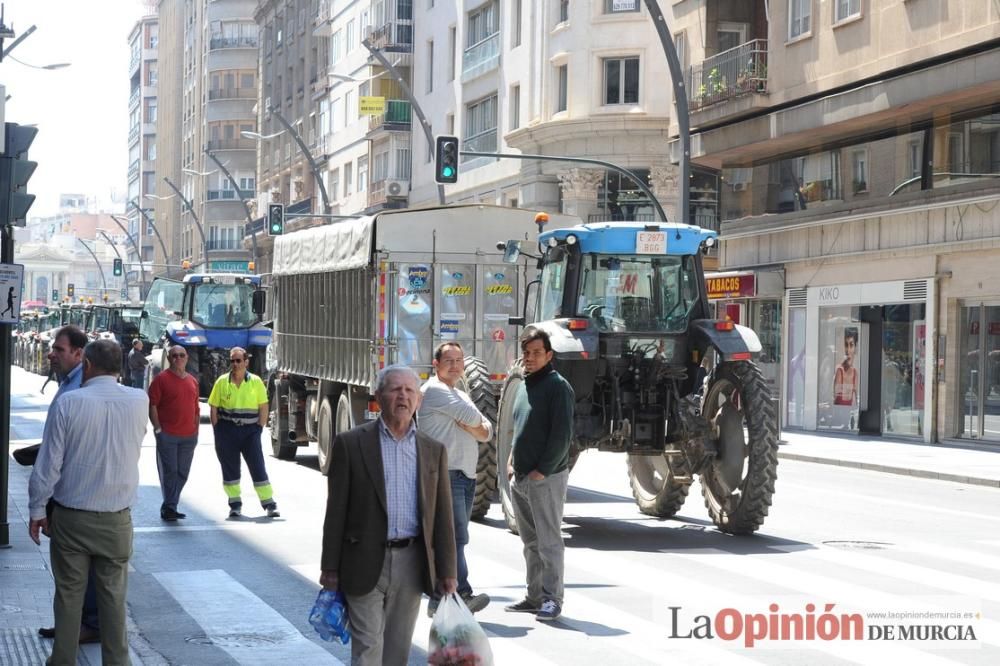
[{"x1": 148, "y1": 346, "x2": 201, "y2": 521}]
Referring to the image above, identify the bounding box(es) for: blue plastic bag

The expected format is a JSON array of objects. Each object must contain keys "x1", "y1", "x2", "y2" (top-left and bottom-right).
[{"x1": 309, "y1": 588, "x2": 350, "y2": 644}]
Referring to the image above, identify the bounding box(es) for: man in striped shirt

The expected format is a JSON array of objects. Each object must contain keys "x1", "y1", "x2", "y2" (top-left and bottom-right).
[{"x1": 28, "y1": 339, "x2": 149, "y2": 666}]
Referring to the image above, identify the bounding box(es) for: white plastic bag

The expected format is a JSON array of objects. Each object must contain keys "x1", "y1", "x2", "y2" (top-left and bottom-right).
[{"x1": 428, "y1": 593, "x2": 494, "y2": 665}]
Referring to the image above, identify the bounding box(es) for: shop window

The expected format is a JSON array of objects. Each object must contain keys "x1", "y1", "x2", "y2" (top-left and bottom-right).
[{"x1": 817, "y1": 307, "x2": 862, "y2": 433}]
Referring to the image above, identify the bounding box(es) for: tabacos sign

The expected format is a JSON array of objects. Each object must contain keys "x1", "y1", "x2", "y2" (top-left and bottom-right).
[{"x1": 706, "y1": 273, "x2": 755, "y2": 300}]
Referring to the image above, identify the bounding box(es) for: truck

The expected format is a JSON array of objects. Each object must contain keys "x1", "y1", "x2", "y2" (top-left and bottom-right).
[
  {"x1": 139, "y1": 273, "x2": 271, "y2": 397},
  {"x1": 268, "y1": 204, "x2": 578, "y2": 519},
  {"x1": 495, "y1": 221, "x2": 778, "y2": 535}
]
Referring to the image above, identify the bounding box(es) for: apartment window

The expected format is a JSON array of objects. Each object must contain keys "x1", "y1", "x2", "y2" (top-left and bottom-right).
[
  {"x1": 427, "y1": 40, "x2": 434, "y2": 93},
  {"x1": 908, "y1": 140, "x2": 922, "y2": 180},
  {"x1": 344, "y1": 162, "x2": 353, "y2": 196},
  {"x1": 345, "y1": 89, "x2": 355, "y2": 123},
  {"x1": 674, "y1": 31, "x2": 688, "y2": 71},
  {"x1": 329, "y1": 168, "x2": 340, "y2": 202},
  {"x1": 331, "y1": 29, "x2": 342, "y2": 65},
  {"x1": 603, "y1": 56, "x2": 639, "y2": 105},
  {"x1": 332, "y1": 97, "x2": 342, "y2": 130},
  {"x1": 788, "y1": 0, "x2": 811, "y2": 39},
  {"x1": 241, "y1": 73, "x2": 254, "y2": 89},
  {"x1": 449, "y1": 27, "x2": 457, "y2": 80},
  {"x1": 605, "y1": 0, "x2": 639, "y2": 12},
  {"x1": 834, "y1": 0, "x2": 860, "y2": 23},
  {"x1": 947, "y1": 132, "x2": 966, "y2": 174},
  {"x1": 556, "y1": 65, "x2": 568, "y2": 113},
  {"x1": 510, "y1": 84, "x2": 520, "y2": 130},
  {"x1": 146, "y1": 63, "x2": 158, "y2": 87},
  {"x1": 346, "y1": 20, "x2": 355, "y2": 53},
  {"x1": 513, "y1": 0, "x2": 522, "y2": 47},
  {"x1": 239, "y1": 176, "x2": 255, "y2": 192},
  {"x1": 467, "y1": 2, "x2": 498, "y2": 46},
  {"x1": 144, "y1": 99, "x2": 157, "y2": 123},
  {"x1": 559, "y1": 0, "x2": 569, "y2": 24},
  {"x1": 145, "y1": 141, "x2": 156, "y2": 161},
  {"x1": 464, "y1": 94, "x2": 498, "y2": 157},
  {"x1": 851, "y1": 149, "x2": 868, "y2": 193},
  {"x1": 358, "y1": 156, "x2": 369, "y2": 193}
]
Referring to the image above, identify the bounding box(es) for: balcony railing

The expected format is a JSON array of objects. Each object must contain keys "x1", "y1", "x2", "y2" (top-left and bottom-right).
[
  {"x1": 205, "y1": 138, "x2": 256, "y2": 151},
  {"x1": 461, "y1": 130, "x2": 497, "y2": 160},
  {"x1": 128, "y1": 125, "x2": 140, "y2": 144},
  {"x1": 206, "y1": 239, "x2": 244, "y2": 251},
  {"x1": 127, "y1": 160, "x2": 140, "y2": 179},
  {"x1": 209, "y1": 36, "x2": 258, "y2": 50},
  {"x1": 128, "y1": 51, "x2": 140, "y2": 74},
  {"x1": 368, "y1": 100, "x2": 412, "y2": 133},
  {"x1": 207, "y1": 88, "x2": 256, "y2": 101},
  {"x1": 207, "y1": 189, "x2": 254, "y2": 201},
  {"x1": 368, "y1": 20, "x2": 414, "y2": 51},
  {"x1": 462, "y1": 32, "x2": 500, "y2": 82},
  {"x1": 128, "y1": 88, "x2": 140, "y2": 109},
  {"x1": 689, "y1": 39, "x2": 768, "y2": 111}
]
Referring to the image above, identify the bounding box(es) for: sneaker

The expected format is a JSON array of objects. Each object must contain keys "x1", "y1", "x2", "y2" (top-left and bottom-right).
[
  {"x1": 536, "y1": 599, "x2": 561, "y2": 621},
  {"x1": 265, "y1": 503, "x2": 281, "y2": 518},
  {"x1": 426, "y1": 597, "x2": 440, "y2": 618},
  {"x1": 462, "y1": 592, "x2": 490, "y2": 613},
  {"x1": 504, "y1": 598, "x2": 540, "y2": 614},
  {"x1": 228, "y1": 505, "x2": 242, "y2": 518}
]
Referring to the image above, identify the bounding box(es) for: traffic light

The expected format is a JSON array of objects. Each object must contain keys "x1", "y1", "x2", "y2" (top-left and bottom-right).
[
  {"x1": 113, "y1": 258, "x2": 123, "y2": 277},
  {"x1": 0, "y1": 122, "x2": 39, "y2": 226},
  {"x1": 434, "y1": 135, "x2": 459, "y2": 184},
  {"x1": 268, "y1": 203, "x2": 285, "y2": 236},
  {"x1": 67, "y1": 283, "x2": 75, "y2": 298}
]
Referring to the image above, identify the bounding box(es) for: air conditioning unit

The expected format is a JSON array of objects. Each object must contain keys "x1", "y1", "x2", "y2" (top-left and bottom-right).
[
  {"x1": 732, "y1": 182, "x2": 747, "y2": 192},
  {"x1": 386, "y1": 179, "x2": 408, "y2": 197}
]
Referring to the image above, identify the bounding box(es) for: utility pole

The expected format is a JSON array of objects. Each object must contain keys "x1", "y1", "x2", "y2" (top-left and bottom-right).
[{"x1": 162, "y1": 177, "x2": 209, "y2": 273}]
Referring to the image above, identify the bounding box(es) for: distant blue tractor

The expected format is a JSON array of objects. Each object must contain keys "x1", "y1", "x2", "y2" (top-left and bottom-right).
[
  {"x1": 496, "y1": 221, "x2": 778, "y2": 535},
  {"x1": 139, "y1": 273, "x2": 271, "y2": 397}
]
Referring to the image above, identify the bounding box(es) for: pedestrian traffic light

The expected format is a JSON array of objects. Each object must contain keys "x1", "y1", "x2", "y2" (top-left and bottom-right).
[
  {"x1": 113, "y1": 258, "x2": 123, "y2": 277},
  {"x1": 0, "y1": 122, "x2": 38, "y2": 227},
  {"x1": 434, "y1": 136, "x2": 459, "y2": 184},
  {"x1": 268, "y1": 203, "x2": 285, "y2": 236},
  {"x1": 67, "y1": 283, "x2": 75, "y2": 298}
]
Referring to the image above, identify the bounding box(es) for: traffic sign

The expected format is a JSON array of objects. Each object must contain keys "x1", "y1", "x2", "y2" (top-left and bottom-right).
[{"x1": 0, "y1": 263, "x2": 24, "y2": 324}]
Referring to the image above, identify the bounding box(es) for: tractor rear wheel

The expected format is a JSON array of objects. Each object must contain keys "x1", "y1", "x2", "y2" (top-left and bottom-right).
[
  {"x1": 460, "y1": 356, "x2": 499, "y2": 521},
  {"x1": 627, "y1": 453, "x2": 691, "y2": 519},
  {"x1": 699, "y1": 361, "x2": 778, "y2": 535},
  {"x1": 495, "y1": 363, "x2": 524, "y2": 534}
]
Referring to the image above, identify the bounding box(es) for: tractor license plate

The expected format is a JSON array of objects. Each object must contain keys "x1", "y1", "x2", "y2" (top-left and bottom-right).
[{"x1": 635, "y1": 231, "x2": 667, "y2": 254}]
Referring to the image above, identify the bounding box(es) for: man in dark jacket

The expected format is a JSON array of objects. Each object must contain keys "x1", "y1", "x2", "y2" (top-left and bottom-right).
[
  {"x1": 504, "y1": 326, "x2": 575, "y2": 622},
  {"x1": 320, "y1": 364, "x2": 457, "y2": 665}
]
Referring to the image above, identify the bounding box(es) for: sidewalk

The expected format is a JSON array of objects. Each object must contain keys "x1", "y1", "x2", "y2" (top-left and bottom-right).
[
  {"x1": 777, "y1": 429, "x2": 1000, "y2": 488},
  {"x1": 2, "y1": 368, "x2": 154, "y2": 665}
]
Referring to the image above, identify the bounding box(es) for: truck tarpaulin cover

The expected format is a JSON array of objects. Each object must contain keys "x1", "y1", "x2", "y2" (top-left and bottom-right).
[{"x1": 272, "y1": 216, "x2": 375, "y2": 275}]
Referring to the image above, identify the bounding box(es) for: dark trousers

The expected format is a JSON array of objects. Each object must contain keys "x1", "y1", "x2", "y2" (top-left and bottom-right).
[
  {"x1": 214, "y1": 420, "x2": 274, "y2": 508},
  {"x1": 449, "y1": 470, "x2": 476, "y2": 597},
  {"x1": 156, "y1": 432, "x2": 198, "y2": 511}
]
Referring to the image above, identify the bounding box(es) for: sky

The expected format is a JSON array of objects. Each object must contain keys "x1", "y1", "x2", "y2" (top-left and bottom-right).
[{"x1": 0, "y1": 0, "x2": 147, "y2": 217}]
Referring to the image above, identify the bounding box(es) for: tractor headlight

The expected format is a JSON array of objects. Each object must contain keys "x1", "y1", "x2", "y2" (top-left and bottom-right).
[{"x1": 566, "y1": 234, "x2": 578, "y2": 245}]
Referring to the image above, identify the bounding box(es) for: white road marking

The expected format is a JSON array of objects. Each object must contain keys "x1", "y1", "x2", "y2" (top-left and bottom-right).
[{"x1": 154, "y1": 569, "x2": 342, "y2": 665}]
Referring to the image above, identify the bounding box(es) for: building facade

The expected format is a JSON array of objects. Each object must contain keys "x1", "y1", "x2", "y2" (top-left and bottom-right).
[
  {"x1": 127, "y1": 14, "x2": 159, "y2": 295},
  {"x1": 671, "y1": 0, "x2": 1000, "y2": 444}
]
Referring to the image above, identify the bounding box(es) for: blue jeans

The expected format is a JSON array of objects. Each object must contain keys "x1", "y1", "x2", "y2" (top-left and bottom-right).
[{"x1": 449, "y1": 470, "x2": 476, "y2": 597}]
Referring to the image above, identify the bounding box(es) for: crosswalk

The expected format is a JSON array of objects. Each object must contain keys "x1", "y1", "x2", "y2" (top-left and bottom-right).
[{"x1": 144, "y1": 532, "x2": 1000, "y2": 665}]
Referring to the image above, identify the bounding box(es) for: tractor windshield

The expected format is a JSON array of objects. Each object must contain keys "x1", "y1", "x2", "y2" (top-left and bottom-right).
[
  {"x1": 191, "y1": 281, "x2": 259, "y2": 329},
  {"x1": 577, "y1": 254, "x2": 700, "y2": 333}
]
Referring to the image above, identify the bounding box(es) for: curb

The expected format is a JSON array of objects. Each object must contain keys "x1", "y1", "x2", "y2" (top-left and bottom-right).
[{"x1": 776, "y1": 451, "x2": 1000, "y2": 488}]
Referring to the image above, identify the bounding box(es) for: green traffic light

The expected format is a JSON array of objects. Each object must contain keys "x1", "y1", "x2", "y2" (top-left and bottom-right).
[{"x1": 442, "y1": 166, "x2": 454, "y2": 178}]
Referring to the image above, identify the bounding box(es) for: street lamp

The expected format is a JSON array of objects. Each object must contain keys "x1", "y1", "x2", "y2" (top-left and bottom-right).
[
  {"x1": 127, "y1": 200, "x2": 172, "y2": 277},
  {"x1": 262, "y1": 107, "x2": 332, "y2": 213},
  {"x1": 6, "y1": 56, "x2": 70, "y2": 70},
  {"x1": 109, "y1": 214, "x2": 148, "y2": 297},
  {"x1": 75, "y1": 238, "x2": 108, "y2": 301},
  {"x1": 162, "y1": 177, "x2": 210, "y2": 273},
  {"x1": 240, "y1": 130, "x2": 283, "y2": 141}
]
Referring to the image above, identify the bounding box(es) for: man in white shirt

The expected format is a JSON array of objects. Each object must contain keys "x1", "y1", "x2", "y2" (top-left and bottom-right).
[
  {"x1": 418, "y1": 342, "x2": 493, "y2": 615},
  {"x1": 28, "y1": 339, "x2": 149, "y2": 666}
]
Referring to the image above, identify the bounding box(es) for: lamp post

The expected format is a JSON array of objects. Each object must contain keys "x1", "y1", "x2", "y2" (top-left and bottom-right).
[
  {"x1": 360, "y1": 38, "x2": 445, "y2": 205},
  {"x1": 198, "y1": 151, "x2": 258, "y2": 267},
  {"x1": 126, "y1": 199, "x2": 172, "y2": 277},
  {"x1": 162, "y1": 177, "x2": 210, "y2": 273},
  {"x1": 259, "y1": 110, "x2": 332, "y2": 213},
  {"x1": 75, "y1": 238, "x2": 108, "y2": 301},
  {"x1": 109, "y1": 214, "x2": 148, "y2": 297},
  {"x1": 97, "y1": 230, "x2": 129, "y2": 294}
]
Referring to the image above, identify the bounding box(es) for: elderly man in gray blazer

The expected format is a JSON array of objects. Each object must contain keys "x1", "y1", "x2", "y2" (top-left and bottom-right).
[{"x1": 320, "y1": 364, "x2": 457, "y2": 666}]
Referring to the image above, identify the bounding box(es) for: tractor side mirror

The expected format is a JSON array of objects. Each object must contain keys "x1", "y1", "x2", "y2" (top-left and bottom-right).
[
  {"x1": 502, "y1": 240, "x2": 521, "y2": 264},
  {"x1": 252, "y1": 289, "x2": 267, "y2": 315}
]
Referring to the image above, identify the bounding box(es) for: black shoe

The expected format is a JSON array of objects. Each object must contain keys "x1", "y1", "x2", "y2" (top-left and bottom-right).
[
  {"x1": 160, "y1": 508, "x2": 179, "y2": 522},
  {"x1": 174, "y1": 510, "x2": 187, "y2": 519},
  {"x1": 38, "y1": 626, "x2": 101, "y2": 643}
]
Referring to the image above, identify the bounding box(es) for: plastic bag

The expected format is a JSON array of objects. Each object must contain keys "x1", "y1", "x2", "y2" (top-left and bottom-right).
[
  {"x1": 428, "y1": 593, "x2": 494, "y2": 665},
  {"x1": 308, "y1": 588, "x2": 350, "y2": 644}
]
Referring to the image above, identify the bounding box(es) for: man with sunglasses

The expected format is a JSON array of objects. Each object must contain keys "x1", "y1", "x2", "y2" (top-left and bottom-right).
[
  {"x1": 207, "y1": 346, "x2": 280, "y2": 518},
  {"x1": 148, "y1": 346, "x2": 201, "y2": 521}
]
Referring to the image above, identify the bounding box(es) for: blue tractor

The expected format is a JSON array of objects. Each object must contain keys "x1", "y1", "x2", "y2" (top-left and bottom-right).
[
  {"x1": 139, "y1": 273, "x2": 271, "y2": 397},
  {"x1": 496, "y1": 221, "x2": 778, "y2": 535}
]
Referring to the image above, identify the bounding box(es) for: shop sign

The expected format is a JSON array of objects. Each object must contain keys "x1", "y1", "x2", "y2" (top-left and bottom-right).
[{"x1": 706, "y1": 273, "x2": 755, "y2": 300}]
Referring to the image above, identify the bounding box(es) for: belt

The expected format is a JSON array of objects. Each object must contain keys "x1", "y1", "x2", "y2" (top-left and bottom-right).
[
  {"x1": 222, "y1": 418, "x2": 259, "y2": 427},
  {"x1": 386, "y1": 536, "x2": 420, "y2": 549},
  {"x1": 53, "y1": 501, "x2": 130, "y2": 515}
]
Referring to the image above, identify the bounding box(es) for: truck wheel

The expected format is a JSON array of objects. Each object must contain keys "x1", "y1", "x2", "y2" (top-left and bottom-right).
[
  {"x1": 317, "y1": 397, "x2": 334, "y2": 476},
  {"x1": 270, "y1": 385, "x2": 296, "y2": 460},
  {"x1": 626, "y1": 453, "x2": 690, "y2": 519},
  {"x1": 460, "y1": 356, "x2": 498, "y2": 522},
  {"x1": 699, "y1": 361, "x2": 778, "y2": 535},
  {"x1": 495, "y1": 363, "x2": 524, "y2": 534}
]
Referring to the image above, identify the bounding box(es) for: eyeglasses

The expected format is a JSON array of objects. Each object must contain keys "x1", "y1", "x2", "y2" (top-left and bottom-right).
[
  {"x1": 230, "y1": 358, "x2": 245, "y2": 364},
  {"x1": 169, "y1": 354, "x2": 187, "y2": 359}
]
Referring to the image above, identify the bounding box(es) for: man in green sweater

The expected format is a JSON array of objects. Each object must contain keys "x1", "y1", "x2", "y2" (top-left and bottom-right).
[{"x1": 504, "y1": 326, "x2": 575, "y2": 622}]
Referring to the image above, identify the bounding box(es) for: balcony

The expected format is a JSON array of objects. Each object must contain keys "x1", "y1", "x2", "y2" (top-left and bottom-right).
[
  {"x1": 128, "y1": 160, "x2": 140, "y2": 180},
  {"x1": 207, "y1": 189, "x2": 254, "y2": 201},
  {"x1": 128, "y1": 125, "x2": 140, "y2": 145},
  {"x1": 128, "y1": 50, "x2": 140, "y2": 75},
  {"x1": 205, "y1": 137, "x2": 256, "y2": 151},
  {"x1": 462, "y1": 32, "x2": 500, "y2": 83},
  {"x1": 689, "y1": 39, "x2": 768, "y2": 112},
  {"x1": 368, "y1": 100, "x2": 412, "y2": 134},
  {"x1": 207, "y1": 88, "x2": 256, "y2": 101},
  {"x1": 209, "y1": 36, "x2": 258, "y2": 50},
  {"x1": 206, "y1": 239, "x2": 244, "y2": 251},
  {"x1": 128, "y1": 88, "x2": 140, "y2": 109}
]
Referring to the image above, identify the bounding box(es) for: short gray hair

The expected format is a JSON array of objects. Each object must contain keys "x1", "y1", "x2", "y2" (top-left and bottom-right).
[
  {"x1": 374, "y1": 364, "x2": 421, "y2": 393},
  {"x1": 84, "y1": 340, "x2": 123, "y2": 375}
]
